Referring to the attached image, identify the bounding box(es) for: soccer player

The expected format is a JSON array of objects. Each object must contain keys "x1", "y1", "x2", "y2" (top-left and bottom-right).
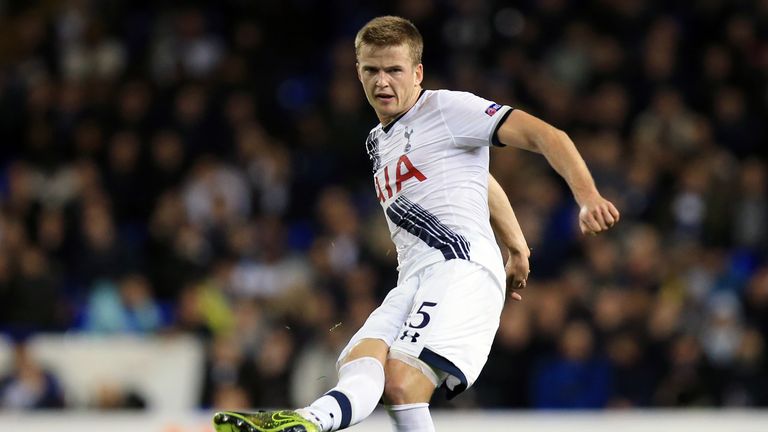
[{"x1": 213, "y1": 15, "x2": 619, "y2": 432}]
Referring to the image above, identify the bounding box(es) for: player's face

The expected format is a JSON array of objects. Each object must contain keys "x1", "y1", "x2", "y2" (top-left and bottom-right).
[{"x1": 357, "y1": 43, "x2": 423, "y2": 125}]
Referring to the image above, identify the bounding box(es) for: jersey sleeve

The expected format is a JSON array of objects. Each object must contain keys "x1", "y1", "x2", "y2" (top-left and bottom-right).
[{"x1": 437, "y1": 90, "x2": 514, "y2": 148}]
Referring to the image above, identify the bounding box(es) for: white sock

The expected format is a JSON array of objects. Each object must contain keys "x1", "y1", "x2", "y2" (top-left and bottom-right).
[
  {"x1": 387, "y1": 403, "x2": 435, "y2": 432},
  {"x1": 298, "y1": 357, "x2": 385, "y2": 431}
]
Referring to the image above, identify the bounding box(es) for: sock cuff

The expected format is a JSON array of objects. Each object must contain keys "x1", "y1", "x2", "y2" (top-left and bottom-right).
[
  {"x1": 325, "y1": 390, "x2": 352, "y2": 429},
  {"x1": 387, "y1": 402, "x2": 430, "y2": 412}
]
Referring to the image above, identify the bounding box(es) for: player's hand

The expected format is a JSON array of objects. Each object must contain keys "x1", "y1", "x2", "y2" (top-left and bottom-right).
[
  {"x1": 578, "y1": 195, "x2": 620, "y2": 236},
  {"x1": 505, "y1": 244, "x2": 530, "y2": 301}
]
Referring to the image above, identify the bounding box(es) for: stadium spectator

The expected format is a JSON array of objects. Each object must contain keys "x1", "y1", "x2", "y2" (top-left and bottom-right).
[{"x1": 0, "y1": 340, "x2": 65, "y2": 409}]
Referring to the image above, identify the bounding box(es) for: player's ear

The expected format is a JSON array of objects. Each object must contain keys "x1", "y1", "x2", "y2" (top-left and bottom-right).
[
  {"x1": 356, "y1": 62, "x2": 362, "y2": 82},
  {"x1": 414, "y1": 63, "x2": 423, "y2": 86}
]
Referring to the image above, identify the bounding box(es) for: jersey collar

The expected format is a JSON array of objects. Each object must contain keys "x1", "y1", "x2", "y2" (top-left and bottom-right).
[{"x1": 381, "y1": 89, "x2": 427, "y2": 134}]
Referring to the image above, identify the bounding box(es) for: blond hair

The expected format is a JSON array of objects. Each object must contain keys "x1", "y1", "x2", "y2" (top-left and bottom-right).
[{"x1": 354, "y1": 16, "x2": 423, "y2": 65}]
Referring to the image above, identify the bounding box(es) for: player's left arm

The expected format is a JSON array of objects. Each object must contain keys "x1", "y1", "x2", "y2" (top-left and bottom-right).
[
  {"x1": 495, "y1": 109, "x2": 620, "y2": 235},
  {"x1": 488, "y1": 174, "x2": 529, "y2": 299}
]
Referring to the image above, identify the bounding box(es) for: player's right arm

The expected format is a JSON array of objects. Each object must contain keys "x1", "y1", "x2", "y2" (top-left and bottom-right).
[{"x1": 495, "y1": 110, "x2": 620, "y2": 235}]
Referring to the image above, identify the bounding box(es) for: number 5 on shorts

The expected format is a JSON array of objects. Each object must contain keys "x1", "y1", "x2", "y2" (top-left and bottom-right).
[{"x1": 408, "y1": 301, "x2": 437, "y2": 329}]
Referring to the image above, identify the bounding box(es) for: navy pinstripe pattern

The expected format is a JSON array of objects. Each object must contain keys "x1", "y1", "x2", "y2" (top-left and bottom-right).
[{"x1": 386, "y1": 196, "x2": 470, "y2": 260}]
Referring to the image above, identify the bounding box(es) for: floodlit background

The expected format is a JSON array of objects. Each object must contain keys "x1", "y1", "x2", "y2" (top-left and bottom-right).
[{"x1": 0, "y1": 0, "x2": 767, "y2": 430}]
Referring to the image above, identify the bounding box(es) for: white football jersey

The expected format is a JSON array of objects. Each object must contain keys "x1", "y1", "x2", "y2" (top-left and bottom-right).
[{"x1": 365, "y1": 89, "x2": 513, "y2": 289}]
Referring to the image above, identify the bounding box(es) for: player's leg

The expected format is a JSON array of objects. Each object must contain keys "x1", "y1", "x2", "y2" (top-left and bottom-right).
[
  {"x1": 213, "y1": 278, "x2": 419, "y2": 432},
  {"x1": 297, "y1": 279, "x2": 419, "y2": 431},
  {"x1": 383, "y1": 259, "x2": 505, "y2": 432},
  {"x1": 212, "y1": 340, "x2": 387, "y2": 432},
  {"x1": 296, "y1": 338, "x2": 388, "y2": 431},
  {"x1": 383, "y1": 356, "x2": 439, "y2": 432}
]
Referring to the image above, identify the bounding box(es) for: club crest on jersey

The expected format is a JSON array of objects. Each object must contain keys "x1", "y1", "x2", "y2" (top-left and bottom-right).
[
  {"x1": 404, "y1": 127, "x2": 413, "y2": 152},
  {"x1": 485, "y1": 103, "x2": 502, "y2": 116},
  {"x1": 375, "y1": 154, "x2": 426, "y2": 203}
]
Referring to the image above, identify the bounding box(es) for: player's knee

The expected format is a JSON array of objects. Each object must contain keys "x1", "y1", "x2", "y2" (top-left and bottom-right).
[
  {"x1": 342, "y1": 338, "x2": 389, "y2": 366},
  {"x1": 383, "y1": 359, "x2": 433, "y2": 405},
  {"x1": 383, "y1": 372, "x2": 411, "y2": 405}
]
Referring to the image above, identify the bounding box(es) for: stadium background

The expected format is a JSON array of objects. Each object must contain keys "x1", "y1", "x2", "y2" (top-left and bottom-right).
[{"x1": 0, "y1": 0, "x2": 767, "y2": 428}]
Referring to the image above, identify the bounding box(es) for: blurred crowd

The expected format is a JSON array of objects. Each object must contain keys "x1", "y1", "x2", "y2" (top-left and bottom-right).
[{"x1": 1, "y1": 0, "x2": 768, "y2": 411}]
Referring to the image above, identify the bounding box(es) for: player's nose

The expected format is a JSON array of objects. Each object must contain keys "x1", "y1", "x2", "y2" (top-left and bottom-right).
[{"x1": 374, "y1": 71, "x2": 390, "y2": 87}]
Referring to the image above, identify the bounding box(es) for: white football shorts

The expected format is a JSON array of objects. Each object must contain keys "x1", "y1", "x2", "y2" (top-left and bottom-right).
[{"x1": 337, "y1": 259, "x2": 505, "y2": 398}]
